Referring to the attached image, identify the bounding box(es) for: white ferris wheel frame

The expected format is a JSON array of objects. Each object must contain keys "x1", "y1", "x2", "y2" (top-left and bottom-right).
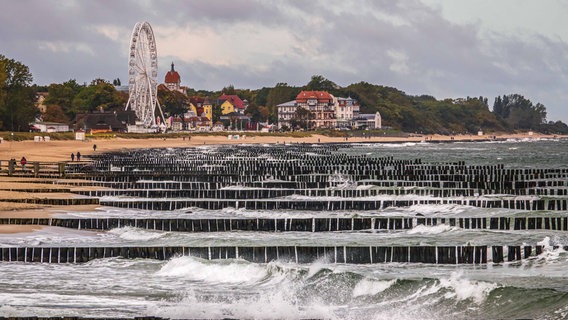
[{"x1": 125, "y1": 21, "x2": 165, "y2": 127}]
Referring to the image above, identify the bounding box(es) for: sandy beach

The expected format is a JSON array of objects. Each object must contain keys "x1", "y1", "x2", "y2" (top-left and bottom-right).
[
  {"x1": 0, "y1": 132, "x2": 562, "y2": 162},
  {"x1": 0, "y1": 132, "x2": 564, "y2": 234}
]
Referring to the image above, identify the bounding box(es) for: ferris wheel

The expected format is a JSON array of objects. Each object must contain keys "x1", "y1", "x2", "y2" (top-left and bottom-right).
[{"x1": 125, "y1": 21, "x2": 165, "y2": 127}]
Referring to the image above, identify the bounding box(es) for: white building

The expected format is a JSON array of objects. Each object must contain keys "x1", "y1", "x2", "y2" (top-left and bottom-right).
[
  {"x1": 335, "y1": 96, "x2": 360, "y2": 128},
  {"x1": 277, "y1": 92, "x2": 362, "y2": 130},
  {"x1": 276, "y1": 100, "x2": 297, "y2": 130},
  {"x1": 30, "y1": 122, "x2": 70, "y2": 133},
  {"x1": 356, "y1": 112, "x2": 382, "y2": 129}
]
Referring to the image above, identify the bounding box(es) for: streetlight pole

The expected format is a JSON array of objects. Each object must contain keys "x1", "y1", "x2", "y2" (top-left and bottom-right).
[{"x1": 9, "y1": 132, "x2": 13, "y2": 156}]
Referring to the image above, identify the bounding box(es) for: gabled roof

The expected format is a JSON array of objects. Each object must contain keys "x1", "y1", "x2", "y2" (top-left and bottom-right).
[
  {"x1": 165, "y1": 62, "x2": 180, "y2": 83},
  {"x1": 296, "y1": 91, "x2": 333, "y2": 103},
  {"x1": 189, "y1": 96, "x2": 205, "y2": 106},
  {"x1": 73, "y1": 111, "x2": 135, "y2": 132},
  {"x1": 277, "y1": 100, "x2": 297, "y2": 107},
  {"x1": 359, "y1": 113, "x2": 379, "y2": 120},
  {"x1": 219, "y1": 94, "x2": 246, "y2": 110}
]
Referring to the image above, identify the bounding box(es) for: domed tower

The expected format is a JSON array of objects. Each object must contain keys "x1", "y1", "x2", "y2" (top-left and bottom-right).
[{"x1": 164, "y1": 62, "x2": 181, "y2": 92}]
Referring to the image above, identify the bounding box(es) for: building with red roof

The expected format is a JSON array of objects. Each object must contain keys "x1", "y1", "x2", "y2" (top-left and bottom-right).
[
  {"x1": 277, "y1": 91, "x2": 365, "y2": 130},
  {"x1": 218, "y1": 94, "x2": 248, "y2": 114},
  {"x1": 295, "y1": 91, "x2": 333, "y2": 103},
  {"x1": 295, "y1": 91, "x2": 336, "y2": 129},
  {"x1": 164, "y1": 62, "x2": 181, "y2": 92}
]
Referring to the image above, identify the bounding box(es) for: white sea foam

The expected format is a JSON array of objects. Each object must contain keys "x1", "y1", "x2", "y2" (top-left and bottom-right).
[
  {"x1": 406, "y1": 203, "x2": 468, "y2": 216},
  {"x1": 156, "y1": 256, "x2": 268, "y2": 284},
  {"x1": 0, "y1": 226, "x2": 101, "y2": 246},
  {"x1": 156, "y1": 286, "x2": 335, "y2": 320},
  {"x1": 439, "y1": 271, "x2": 497, "y2": 304},
  {"x1": 407, "y1": 224, "x2": 458, "y2": 235},
  {"x1": 533, "y1": 236, "x2": 567, "y2": 263},
  {"x1": 352, "y1": 278, "x2": 397, "y2": 297},
  {"x1": 108, "y1": 226, "x2": 166, "y2": 241}
]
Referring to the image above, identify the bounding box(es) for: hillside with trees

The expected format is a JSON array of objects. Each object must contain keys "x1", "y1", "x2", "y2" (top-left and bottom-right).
[{"x1": 1, "y1": 53, "x2": 567, "y2": 134}]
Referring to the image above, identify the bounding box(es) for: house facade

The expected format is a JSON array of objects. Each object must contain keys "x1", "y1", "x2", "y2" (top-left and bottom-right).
[
  {"x1": 218, "y1": 94, "x2": 247, "y2": 114},
  {"x1": 276, "y1": 100, "x2": 297, "y2": 130},
  {"x1": 30, "y1": 121, "x2": 69, "y2": 133},
  {"x1": 189, "y1": 97, "x2": 213, "y2": 127},
  {"x1": 73, "y1": 111, "x2": 136, "y2": 133},
  {"x1": 356, "y1": 112, "x2": 382, "y2": 129},
  {"x1": 220, "y1": 100, "x2": 235, "y2": 115},
  {"x1": 295, "y1": 91, "x2": 336, "y2": 129},
  {"x1": 335, "y1": 96, "x2": 360, "y2": 128},
  {"x1": 277, "y1": 91, "x2": 368, "y2": 130}
]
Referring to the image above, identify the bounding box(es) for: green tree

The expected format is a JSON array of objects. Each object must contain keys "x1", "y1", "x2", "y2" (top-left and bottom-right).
[
  {"x1": 291, "y1": 106, "x2": 313, "y2": 130},
  {"x1": 244, "y1": 102, "x2": 270, "y2": 124},
  {"x1": 304, "y1": 75, "x2": 339, "y2": 92},
  {"x1": 255, "y1": 87, "x2": 270, "y2": 107},
  {"x1": 266, "y1": 83, "x2": 298, "y2": 106},
  {"x1": 44, "y1": 79, "x2": 83, "y2": 118},
  {"x1": 212, "y1": 104, "x2": 223, "y2": 124},
  {"x1": 492, "y1": 94, "x2": 547, "y2": 130},
  {"x1": 222, "y1": 85, "x2": 236, "y2": 95},
  {"x1": 157, "y1": 84, "x2": 188, "y2": 117},
  {"x1": 42, "y1": 105, "x2": 69, "y2": 123},
  {"x1": 71, "y1": 80, "x2": 118, "y2": 114},
  {"x1": 0, "y1": 54, "x2": 36, "y2": 131}
]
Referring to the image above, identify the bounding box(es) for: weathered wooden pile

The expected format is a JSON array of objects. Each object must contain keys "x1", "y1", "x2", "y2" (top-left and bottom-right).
[
  {"x1": 1, "y1": 216, "x2": 568, "y2": 232},
  {"x1": 81, "y1": 144, "x2": 567, "y2": 211},
  {"x1": 3, "y1": 244, "x2": 563, "y2": 264}
]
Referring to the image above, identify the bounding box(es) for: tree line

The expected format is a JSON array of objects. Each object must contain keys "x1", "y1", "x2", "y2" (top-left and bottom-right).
[{"x1": 1, "y1": 54, "x2": 567, "y2": 134}]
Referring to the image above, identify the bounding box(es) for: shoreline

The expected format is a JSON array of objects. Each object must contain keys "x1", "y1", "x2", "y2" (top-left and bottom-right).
[{"x1": 1, "y1": 132, "x2": 564, "y2": 162}]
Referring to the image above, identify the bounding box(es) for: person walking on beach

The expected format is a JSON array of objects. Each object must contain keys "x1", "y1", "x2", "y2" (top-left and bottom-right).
[
  {"x1": 76, "y1": 152, "x2": 81, "y2": 161},
  {"x1": 93, "y1": 144, "x2": 97, "y2": 152},
  {"x1": 71, "y1": 153, "x2": 75, "y2": 161},
  {"x1": 20, "y1": 156, "x2": 27, "y2": 172}
]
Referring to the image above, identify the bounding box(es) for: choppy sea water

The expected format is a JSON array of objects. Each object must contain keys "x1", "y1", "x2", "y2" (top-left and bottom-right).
[{"x1": 0, "y1": 138, "x2": 567, "y2": 319}]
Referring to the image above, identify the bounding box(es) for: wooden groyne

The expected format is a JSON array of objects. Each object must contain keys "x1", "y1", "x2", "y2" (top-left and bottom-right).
[
  {"x1": 96, "y1": 197, "x2": 566, "y2": 211},
  {"x1": 0, "y1": 245, "x2": 568, "y2": 264},
  {"x1": 1, "y1": 144, "x2": 567, "y2": 268},
  {"x1": 2, "y1": 216, "x2": 568, "y2": 232},
  {"x1": 81, "y1": 144, "x2": 568, "y2": 212},
  {"x1": 0, "y1": 244, "x2": 562, "y2": 265}
]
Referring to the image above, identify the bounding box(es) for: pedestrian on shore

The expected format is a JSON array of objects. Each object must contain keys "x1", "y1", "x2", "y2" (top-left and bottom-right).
[
  {"x1": 76, "y1": 152, "x2": 81, "y2": 161},
  {"x1": 93, "y1": 144, "x2": 97, "y2": 152},
  {"x1": 71, "y1": 153, "x2": 75, "y2": 161},
  {"x1": 20, "y1": 156, "x2": 27, "y2": 172}
]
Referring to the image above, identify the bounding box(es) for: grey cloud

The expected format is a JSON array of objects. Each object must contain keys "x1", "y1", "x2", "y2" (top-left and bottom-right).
[{"x1": 1, "y1": 0, "x2": 567, "y2": 122}]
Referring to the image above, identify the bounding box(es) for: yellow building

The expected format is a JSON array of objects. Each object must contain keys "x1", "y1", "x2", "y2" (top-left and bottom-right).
[
  {"x1": 188, "y1": 102, "x2": 198, "y2": 115},
  {"x1": 188, "y1": 96, "x2": 213, "y2": 128},
  {"x1": 203, "y1": 102, "x2": 213, "y2": 122},
  {"x1": 220, "y1": 100, "x2": 235, "y2": 115}
]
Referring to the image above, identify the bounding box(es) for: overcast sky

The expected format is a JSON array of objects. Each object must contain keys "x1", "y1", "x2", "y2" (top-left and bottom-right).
[{"x1": 2, "y1": 0, "x2": 568, "y2": 122}]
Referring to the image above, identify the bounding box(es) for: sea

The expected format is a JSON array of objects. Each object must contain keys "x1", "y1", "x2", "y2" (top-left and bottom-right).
[{"x1": 0, "y1": 138, "x2": 567, "y2": 320}]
